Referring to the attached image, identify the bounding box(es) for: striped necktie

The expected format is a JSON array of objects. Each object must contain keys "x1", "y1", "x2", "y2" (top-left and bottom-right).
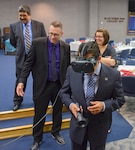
[
  {"x1": 85, "y1": 74, "x2": 95, "y2": 106},
  {"x1": 25, "y1": 24, "x2": 31, "y2": 53}
]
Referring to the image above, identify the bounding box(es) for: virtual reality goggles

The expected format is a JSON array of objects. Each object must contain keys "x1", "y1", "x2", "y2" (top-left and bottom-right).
[
  {"x1": 71, "y1": 56, "x2": 98, "y2": 73},
  {"x1": 71, "y1": 41, "x2": 100, "y2": 73}
]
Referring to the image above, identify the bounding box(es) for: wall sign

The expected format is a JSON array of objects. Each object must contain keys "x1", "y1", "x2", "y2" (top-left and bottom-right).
[
  {"x1": 128, "y1": 13, "x2": 135, "y2": 34},
  {"x1": 104, "y1": 17, "x2": 125, "y2": 23}
]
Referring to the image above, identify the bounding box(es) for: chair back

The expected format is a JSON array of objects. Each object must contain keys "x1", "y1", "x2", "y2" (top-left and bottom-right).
[
  {"x1": 125, "y1": 38, "x2": 131, "y2": 45},
  {"x1": 122, "y1": 76, "x2": 135, "y2": 96},
  {"x1": 4, "y1": 39, "x2": 16, "y2": 54},
  {"x1": 132, "y1": 37, "x2": 135, "y2": 41},
  {"x1": 120, "y1": 49, "x2": 130, "y2": 59},
  {"x1": 109, "y1": 40, "x2": 114, "y2": 46},
  {"x1": 65, "y1": 38, "x2": 74, "y2": 44},
  {"x1": 116, "y1": 49, "x2": 130, "y2": 65},
  {"x1": 129, "y1": 48, "x2": 135, "y2": 59},
  {"x1": 79, "y1": 37, "x2": 86, "y2": 41},
  {"x1": 126, "y1": 59, "x2": 135, "y2": 65}
]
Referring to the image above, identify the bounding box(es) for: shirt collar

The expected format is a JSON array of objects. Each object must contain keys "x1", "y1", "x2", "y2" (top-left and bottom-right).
[
  {"x1": 95, "y1": 62, "x2": 101, "y2": 76},
  {"x1": 23, "y1": 20, "x2": 32, "y2": 27}
]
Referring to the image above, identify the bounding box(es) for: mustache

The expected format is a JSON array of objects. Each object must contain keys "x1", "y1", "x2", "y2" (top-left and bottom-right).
[{"x1": 20, "y1": 19, "x2": 27, "y2": 21}]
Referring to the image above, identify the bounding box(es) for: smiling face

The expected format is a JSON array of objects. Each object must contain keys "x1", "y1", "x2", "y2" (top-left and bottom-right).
[
  {"x1": 19, "y1": 12, "x2": 31, "y2": 24},
  {"x1": 95, "y1": 29, "x2": 110, "y2": 46},
  {"x1": 95, "y1": 32, "x2": 104, "y2": 46}
]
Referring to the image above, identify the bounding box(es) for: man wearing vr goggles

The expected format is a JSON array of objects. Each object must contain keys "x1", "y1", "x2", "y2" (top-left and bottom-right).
[{"x1": 59, "y1": 41, "x2": 125, "y2": 150}]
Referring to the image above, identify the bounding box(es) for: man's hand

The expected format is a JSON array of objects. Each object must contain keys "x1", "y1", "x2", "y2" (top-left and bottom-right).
[
  {"x1": 16, "y1": 83, "x2": 24, "y2": 97},
  {"x1": 70, "y1": 103, "x2": 81, "y2": 118},
  {"x1": 87, "y1": 101, "x2": 104, "y2": 115}
]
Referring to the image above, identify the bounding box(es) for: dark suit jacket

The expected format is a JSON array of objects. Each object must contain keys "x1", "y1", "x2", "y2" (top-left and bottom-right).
[
  {"x1": 59, "y1": 64, "x2": 125, "y2": 144},
  {"x1": 10, "y1": 20, "x2": 46, "y2": 71},
  {"x1": 18, "y1": 37, "x2": 70, "y2": 100}
]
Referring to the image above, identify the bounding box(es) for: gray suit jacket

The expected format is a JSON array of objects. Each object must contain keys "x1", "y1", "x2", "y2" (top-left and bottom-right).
[
  {"x1": 19, "y1": 37, "x2": 70, "y2": 100},
  {"x1": 59, "y1": 64, "x2": 125, "y2": 144},
  {"x1": 10, "y1": 20, "x2": 46, "y2": 72}
]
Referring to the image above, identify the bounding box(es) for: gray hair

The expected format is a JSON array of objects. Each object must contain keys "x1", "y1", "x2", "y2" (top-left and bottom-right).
[{"x1": 18, "y1": 5, "x2": 31, "y2": 15}]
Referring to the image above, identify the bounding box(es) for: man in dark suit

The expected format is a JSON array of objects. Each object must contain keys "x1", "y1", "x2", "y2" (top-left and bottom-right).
[
  {"x1": 16, "y1": 21, "x2": 70, "y2": 150},
  {"x1": 59, "y1": 41, "x2": 125, "y2": 150},
  {"x1": 10, "y1": 5, "x2": 46, "y2": 111}
]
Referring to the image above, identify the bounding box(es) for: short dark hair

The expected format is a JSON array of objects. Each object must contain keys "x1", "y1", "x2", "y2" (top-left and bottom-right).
[
  {"x1": 50, "y1": 21, "x2": 63, "y2": 29},
  {"x1": 95, "y1": 28, "x2": 110, "y2": 46},
  {"x1": 18, "y1": 5, "x2": 31, "y2": 15},
  {"x1": 81, "y1": 41, "x2": 100, "y2": 58},
  {"x1": 77, "y1": 42, "x2": 86, "y2": 56}
]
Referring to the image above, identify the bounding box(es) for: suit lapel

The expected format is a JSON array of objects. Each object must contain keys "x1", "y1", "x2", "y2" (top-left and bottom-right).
[
  {"x1": 31, "y1": 20, "x2": 35, "y2": 39},
  {"x1": 80, "y1": 74, "x2": 86, "y2": 101},
  {"x1": 59, "y1": 41, "x2": 64, "y2": 68},
  {"x1": 19, "y1": 21, "x2": 24, "y2": 45},
  {"x1": 43, "y1": 38, "x2": 48, "y2": 66},
  {"x1": 75, "y1": 72, "x2": 86, "y2": 105},
  {"x1": 95, "y1": 65, "x2": 109, "y2": 97}
]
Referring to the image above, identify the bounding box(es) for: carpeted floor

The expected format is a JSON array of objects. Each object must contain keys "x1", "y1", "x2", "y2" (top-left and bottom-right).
[
  {"x1": 0, "y1": 49, "x2": 134, "y2": 150},
  {"x1": 0, "y1": 111, "x2": 132, "y2": 150},
  {"x1": 0, "y1": 129, "x2": 71, "y2": 150},
  {"x1": 0, "y1": 49, "x2": 33, "y2": 111},
  {"x1": 106, "y1": 97, "x2": 135, "y2": 150}
]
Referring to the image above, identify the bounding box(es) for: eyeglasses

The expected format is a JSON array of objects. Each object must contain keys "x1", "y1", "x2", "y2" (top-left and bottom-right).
[
  {"x1": 95, "y1": 36, "x2": 103, "y2": 39},
  {"x1": 48, "y1": 32, "x2": 60, "y2": 37}
]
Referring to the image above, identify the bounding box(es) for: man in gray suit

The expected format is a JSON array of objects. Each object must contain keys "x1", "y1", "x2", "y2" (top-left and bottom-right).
[
  {"x1": 16, "y1": 21, "x2": 70, "y2": 150},
  {"x1": 59, "y1": 41, "x2": 125, "y2": 150},
  {"x1": 10, "y1": 5, "x2": 46, "y2": 111}
]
